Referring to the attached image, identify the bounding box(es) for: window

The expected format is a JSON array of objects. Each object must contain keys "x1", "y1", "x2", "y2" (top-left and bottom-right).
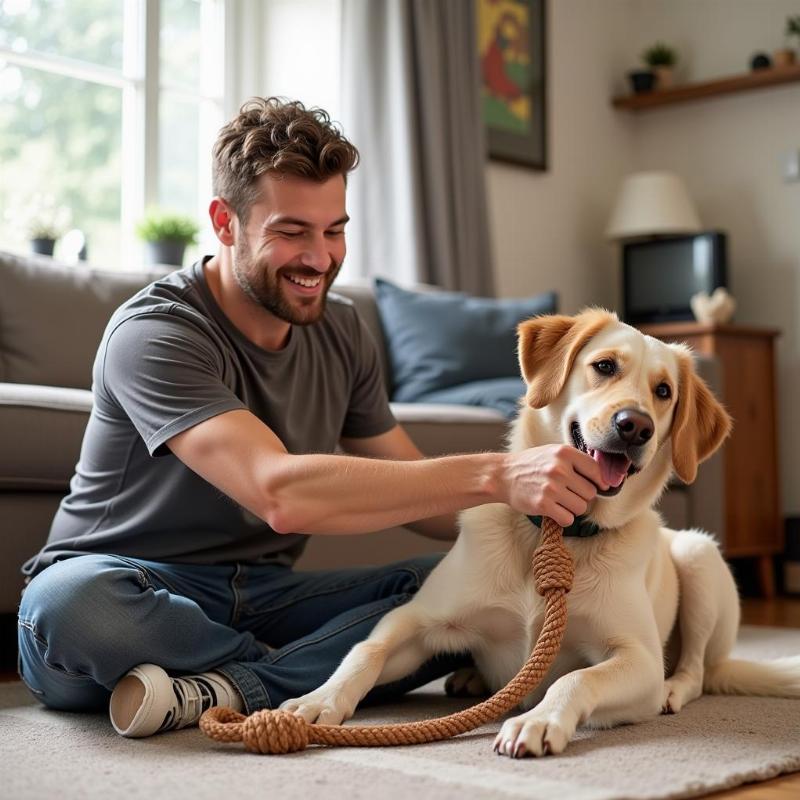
[{"x1": 0, "y1": 0, "x2": 226, "y2": 269}]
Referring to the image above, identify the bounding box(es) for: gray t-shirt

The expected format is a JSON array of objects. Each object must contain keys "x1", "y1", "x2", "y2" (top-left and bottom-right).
[{"x1": 23, "y1": 259, "x2": 396, "y2": 578}]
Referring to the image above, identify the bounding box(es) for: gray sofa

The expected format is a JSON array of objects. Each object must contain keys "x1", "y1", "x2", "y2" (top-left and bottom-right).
[{"x1": 0, "y1": 250, "x2": 724, "y2": 614}]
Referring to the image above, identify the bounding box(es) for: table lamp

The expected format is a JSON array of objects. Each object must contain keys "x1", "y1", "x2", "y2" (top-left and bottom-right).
[{"x1": 606, "y1": 171, "x2": 701, "y2": 240}]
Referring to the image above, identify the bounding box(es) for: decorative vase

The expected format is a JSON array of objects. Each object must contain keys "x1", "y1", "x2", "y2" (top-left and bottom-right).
[
  {"x1": 145, "y1": 239, "x2": 186, "y2": 267},
  {"x1": 653, "y1": 66, "x2": 674, "y2": 89},
  {"x1": 30, "y1": 237, "x2": 56, "y2": 256},
  {"x1": 772, "y1": 48, "x2": 796, "y2": 68},
  {"x1": 628, "y1": 70, "x2": 656, "y2": 94}
]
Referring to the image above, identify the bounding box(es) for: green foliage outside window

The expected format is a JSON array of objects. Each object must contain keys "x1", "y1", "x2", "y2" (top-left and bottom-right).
[
  {"x1": 0, "y1": 0, "x2": 124, "y2": 264},
  {"x1": 0, "y1": 0, "x2": 207, "y2": 268}
]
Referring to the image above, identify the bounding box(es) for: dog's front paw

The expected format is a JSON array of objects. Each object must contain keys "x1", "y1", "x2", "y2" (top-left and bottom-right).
[
  {"x1": 445, "y1": 666, "x2": 488, "y2": 698},
  {"x1": 493, "y1": 711, "x2": 574, "y2": 758},
  {"x1": 279, "y1": 687, "x2": 356, "y2": 725},
  {"x1": 661, "y1": 673, "x2": 702, "y2": 714}
]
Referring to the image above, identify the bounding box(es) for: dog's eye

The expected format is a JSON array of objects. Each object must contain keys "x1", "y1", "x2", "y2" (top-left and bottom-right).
[
  {"x1": 593, "y1": 359, "x2": 616, "y2": 376},
  {"x1": 655, "y1": 383, "x2": 672, "y2": 399}
]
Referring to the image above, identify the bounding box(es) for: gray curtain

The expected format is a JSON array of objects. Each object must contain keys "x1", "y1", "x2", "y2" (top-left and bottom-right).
[{"x1": 340, "y1": 0, "x2": 494, "y2": 295}]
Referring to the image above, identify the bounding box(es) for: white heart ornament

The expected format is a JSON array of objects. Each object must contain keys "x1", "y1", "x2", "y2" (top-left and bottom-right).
[{"x1": 690, "y1": 287, "x2": 736, "y2": 324}]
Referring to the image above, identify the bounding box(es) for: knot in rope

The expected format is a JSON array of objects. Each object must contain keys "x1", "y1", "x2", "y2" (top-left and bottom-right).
[
  {"x1": 200, "y1": 707, "x2": 310, "y2": 753},
  {"x1": 243, "y1": 709, "x2": 310, "y2": 754}
]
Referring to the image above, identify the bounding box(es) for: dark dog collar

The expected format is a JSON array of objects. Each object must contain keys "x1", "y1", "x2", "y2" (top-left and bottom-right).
[{"x1": 527, "y1": 515, "x2": 602, "y2": 538}]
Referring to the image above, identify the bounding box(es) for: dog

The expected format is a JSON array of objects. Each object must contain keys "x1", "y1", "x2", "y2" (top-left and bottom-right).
[{"x1": 281, "y1": 309, "x2": 800, "y2": 757}]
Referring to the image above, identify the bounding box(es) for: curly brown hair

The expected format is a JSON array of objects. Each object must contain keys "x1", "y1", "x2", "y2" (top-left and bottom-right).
[{"x1": 212, "y1": 97, "x2": 360, "y2": 224}]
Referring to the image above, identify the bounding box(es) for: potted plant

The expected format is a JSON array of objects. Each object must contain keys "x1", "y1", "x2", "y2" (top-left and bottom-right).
[
  {"x1": 135, "y1": 209, "x2": 199, "y2": 267},
  {"x1": 628, "y1": 67, "x2": 656, "y2": 95},
  {"x1": 23, "y1": 195, "x2": 71, "y2": 256},
  {"x1": 775, "y1": 15, "x2": 800, "y2": 67},
  {"x1": 643, "y1": 42, "x2": 678, "y2": 89},
  {"x1": 28, "y1": 221, "x2": 62, "y2": 257}
]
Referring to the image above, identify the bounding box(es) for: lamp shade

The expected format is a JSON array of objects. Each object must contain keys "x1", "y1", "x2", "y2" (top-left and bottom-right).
[{"x1": 606, "y1": 171, "x2": 701, "y2": 240}]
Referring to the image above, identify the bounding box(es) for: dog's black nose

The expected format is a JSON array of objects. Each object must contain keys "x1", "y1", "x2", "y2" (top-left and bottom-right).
[{"x1": 613, "y1": 408, "x2": 654, "y2": 446}]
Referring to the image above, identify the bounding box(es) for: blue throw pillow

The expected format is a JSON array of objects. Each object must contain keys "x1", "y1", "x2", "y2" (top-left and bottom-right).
[{"x1": 373, "y1": 278, "x2": 557, "y2": 403}]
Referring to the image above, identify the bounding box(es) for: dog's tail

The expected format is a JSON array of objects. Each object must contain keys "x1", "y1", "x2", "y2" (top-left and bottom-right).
[{"x1": 704, "y1": 657, "x2": 800, "y2": 697}]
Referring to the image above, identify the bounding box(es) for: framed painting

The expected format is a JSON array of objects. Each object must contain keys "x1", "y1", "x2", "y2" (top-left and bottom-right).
[{"x1": 477, "y1": 0, "x2": 547, "y2": 170}]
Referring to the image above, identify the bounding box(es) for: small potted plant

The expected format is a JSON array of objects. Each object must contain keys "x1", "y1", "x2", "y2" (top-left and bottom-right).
[
  {"x1": 643, "y1": 42, "x2": 678, "y2": 89},
  {"x1": 775, "y1": 15, "x2": 800, "y2": 67},
  {"x1": 135, "y1": 209, "x2": 199, "y2": 267},
  {"x1": 28, "y1": 221, "x2": 62, "y2": 257},
  {"x1": 628, "y1": 66, "x2": 656, "y2": 95},
  {"x1": 23, "y1": 195, "x2": 71, "y2": 256}
]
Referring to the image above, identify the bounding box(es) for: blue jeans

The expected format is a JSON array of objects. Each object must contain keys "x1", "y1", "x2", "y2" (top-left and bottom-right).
[{"x1": 17, "y1": 552, "x2": 470, "y2": 714}]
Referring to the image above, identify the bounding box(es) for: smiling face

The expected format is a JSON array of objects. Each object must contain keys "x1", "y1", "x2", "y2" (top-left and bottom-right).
[{"x1": 232, "y1": 173, "x2": 348, "y2": 326}]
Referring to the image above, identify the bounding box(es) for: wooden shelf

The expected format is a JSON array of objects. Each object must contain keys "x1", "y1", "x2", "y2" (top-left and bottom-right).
[{"x1": 613, "y1": 63, "x2": 800, "y2": 111}]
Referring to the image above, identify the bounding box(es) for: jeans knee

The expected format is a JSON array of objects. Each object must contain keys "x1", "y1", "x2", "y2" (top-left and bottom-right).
[
  {"x1": 17, "y1": 617, "x2": 110, "y2": 712},
  {"x1": 18, "y1": 555, "x2": 145, "y2": 673}
]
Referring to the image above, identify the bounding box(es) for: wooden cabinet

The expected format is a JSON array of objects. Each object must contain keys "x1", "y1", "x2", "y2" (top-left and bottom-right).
[{"x1": 639, "y1": 322, "x2": 782, "y2": 597}]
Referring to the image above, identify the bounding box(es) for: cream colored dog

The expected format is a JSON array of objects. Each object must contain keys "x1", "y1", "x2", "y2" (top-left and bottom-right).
[{"x1": 281, "y1": 310, "x2": 800, "y2": 757}]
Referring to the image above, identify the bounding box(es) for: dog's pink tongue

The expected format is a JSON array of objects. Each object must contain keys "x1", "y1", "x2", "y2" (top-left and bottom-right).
[{"x1": 593, "y1": 451, "x2": 631, "y2": 488}]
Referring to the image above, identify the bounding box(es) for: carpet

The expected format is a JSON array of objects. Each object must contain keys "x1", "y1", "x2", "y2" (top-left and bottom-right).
[{"x1": 2, "y1": 625, "x2": 799, "y2": 800}]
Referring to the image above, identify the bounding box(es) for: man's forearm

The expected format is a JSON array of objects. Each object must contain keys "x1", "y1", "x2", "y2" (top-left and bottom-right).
[{"x1": 261, "y1": 451, "x2": 507, "y2": 536}]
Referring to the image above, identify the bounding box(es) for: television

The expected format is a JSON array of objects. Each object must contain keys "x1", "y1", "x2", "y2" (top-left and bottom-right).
[{"x1": 622, "y1": 231, "x2": 728, "y2": 324}]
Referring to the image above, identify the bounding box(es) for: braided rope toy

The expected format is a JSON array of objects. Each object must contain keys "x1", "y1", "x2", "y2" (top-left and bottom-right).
[{"x1": 200, "y1": 517, "x2": 573, "y2": 754}]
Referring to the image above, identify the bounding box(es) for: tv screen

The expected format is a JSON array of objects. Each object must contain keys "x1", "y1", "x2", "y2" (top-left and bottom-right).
[{"x1": 622, "y1": 232, "x2": 727, "y2": 324}]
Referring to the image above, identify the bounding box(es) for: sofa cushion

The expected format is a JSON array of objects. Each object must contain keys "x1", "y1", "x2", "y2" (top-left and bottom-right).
[
  {"x1": 0, "y1": 250, "x2": 166, "y2": 389},
  {"x1": 373, "y1": 277, "x2": 557, "y2": 402}
]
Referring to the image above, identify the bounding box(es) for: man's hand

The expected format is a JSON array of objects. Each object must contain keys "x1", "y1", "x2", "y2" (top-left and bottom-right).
[{"x1": 500, "y1": 445, "x2": 609, "y2": 526}]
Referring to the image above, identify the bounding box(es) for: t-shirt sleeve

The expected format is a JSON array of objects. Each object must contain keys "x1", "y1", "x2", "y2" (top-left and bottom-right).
[
  {"x1": 341, "y1": 311, "x2": 397, "y2": 439},
  {"x1": 98, "y1": 311, "x2": 247, "y2": 456}
]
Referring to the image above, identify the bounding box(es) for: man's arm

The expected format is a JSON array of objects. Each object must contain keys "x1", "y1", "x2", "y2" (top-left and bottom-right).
[
  {"x1": 340, "y1": 424, "x2": 459, "y2": 542},
  {"x1": 167, "y1": 409, "x2": 607, "y2": 536}
]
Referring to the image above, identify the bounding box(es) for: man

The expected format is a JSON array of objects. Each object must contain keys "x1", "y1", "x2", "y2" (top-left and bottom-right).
[{"x1": 18, "y1": 98, "x2": 607, "y2": 739}]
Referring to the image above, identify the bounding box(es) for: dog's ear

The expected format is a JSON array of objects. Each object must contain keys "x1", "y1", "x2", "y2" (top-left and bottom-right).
[
  {"x1": 517, "y1": 310, "x2": 615, "y2": 408},
  {"x1": 670, "y1": 350, "x2": 732, "y2": 484}
]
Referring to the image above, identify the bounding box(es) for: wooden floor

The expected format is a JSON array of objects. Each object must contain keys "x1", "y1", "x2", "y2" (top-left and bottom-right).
[{"x1": 2, "y1": 598, "x2": 799, "y2": 798}]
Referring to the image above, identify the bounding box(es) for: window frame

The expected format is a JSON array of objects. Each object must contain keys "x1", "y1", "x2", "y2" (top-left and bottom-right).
[{"x1": 0, "y1": 0, "x2": 227, "y2": 269}]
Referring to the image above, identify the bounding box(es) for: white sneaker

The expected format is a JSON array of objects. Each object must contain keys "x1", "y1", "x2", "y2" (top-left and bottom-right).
[{"x1": 109, "y1": 663, "x2": 243, "y2": 738}]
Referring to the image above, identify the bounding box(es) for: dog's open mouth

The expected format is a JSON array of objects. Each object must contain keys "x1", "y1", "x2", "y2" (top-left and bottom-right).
[{"x1": 571, "y1": 422, "x2": 640, "y2": 497}]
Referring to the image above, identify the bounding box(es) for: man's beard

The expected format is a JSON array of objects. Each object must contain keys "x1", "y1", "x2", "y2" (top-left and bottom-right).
[{"x1": 232, "y1": 237, "x2": 342, "y2": 325}]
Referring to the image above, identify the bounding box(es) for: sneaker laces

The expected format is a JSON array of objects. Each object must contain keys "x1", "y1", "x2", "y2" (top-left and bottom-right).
[{"x1": 162, "y1": 676, "x2": 218, "y2": 731}]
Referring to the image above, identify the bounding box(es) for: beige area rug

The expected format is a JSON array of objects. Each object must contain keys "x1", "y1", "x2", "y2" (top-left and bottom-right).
[{"x1": 2, "y1": 625, "x2": 799, "y2": 800}]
